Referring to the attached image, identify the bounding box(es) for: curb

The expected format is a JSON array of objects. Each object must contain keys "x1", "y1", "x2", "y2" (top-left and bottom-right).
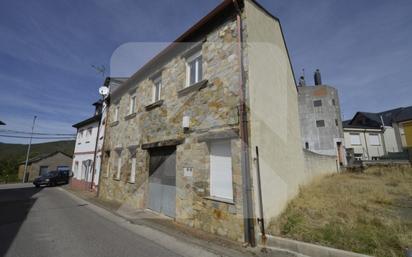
[{"x1": 265, "y1": 235, "x2": 373, "y2": 257}]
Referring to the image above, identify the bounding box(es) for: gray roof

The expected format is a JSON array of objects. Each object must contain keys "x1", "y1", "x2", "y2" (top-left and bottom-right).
[
  {"x1": 0, "y1": 120, "x2": 5, "y2": 125},
  {"x1": 394, "y1": 106, "x2": 412, "y2": 122},
  {"x1": 19, "y1": 151, "x2": 72, "y2": 165},
  {"x1": 345, "y1": 106, "x2": 412, "y2": 129}
]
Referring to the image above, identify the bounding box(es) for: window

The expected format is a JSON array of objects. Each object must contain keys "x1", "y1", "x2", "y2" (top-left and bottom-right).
[
  {"x1": 186, "y1": 50, "x2": 203, "y2": 87},
  {"x1": 335, "y1": 119, "x2": 339, "y2": 126},
  {"x1": 305, "y1": 142, "x2": 309, "y2": 149},
  {"x1": 152, "y1": 75, "x2": 162, "y2": 102},
  {"x1": 369, "y1": 134, "x2": 380, "y2": 146},
  {"x1": 332, "y1": 99, "x2": 336, "y2": 106},
  {"x1": 87, "y1": 127, "x2": 92, "y2": 137},
  {"x1": 130, "y1": 156, "x2": 136, "y2": 183},
  {"x1": 313, "y1": 100, "x2": 322, "y2": 107},
  {"x1": 116, "y1": 152, "x2": 122, "y2": 180},
  {"x1": 209, "y1": 140, "x2": 233, "y2": 201},
  {"x1": 316, "y1": 120, "x2": 325, "y2": 127},
  {"x1": 350, "y1": 133, "x2": 361, "y2": 145},
  {"x1": 114, "y1": 106, "x2": 119, "y2": 122},
  {"x1": 79, "y1": 130, "x2": 84, "y2": 138},
  {"x1": 129, "y1": 96, "x2": 136, "y2": 114},
  {"x1": 105, "y1": 151, "x2": 111, "y2": 177}
]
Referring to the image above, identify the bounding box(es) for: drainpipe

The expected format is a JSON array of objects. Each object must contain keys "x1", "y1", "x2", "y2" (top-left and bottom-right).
[
  {"x1": 255, "y1": 146, "x2": 266, "y2": 243},
  {"x1": 233, "y1": 0, "x2": 256, "y2": 247},
  {"x1": 90, "y1": 106, "x2": 102, "y2": 192},
  {"x1": 96, "y1": 94, "x2": 110, "y2": 199},
  {"x1": 363, "y1": 129, "x2": 370, "y2": 160}
]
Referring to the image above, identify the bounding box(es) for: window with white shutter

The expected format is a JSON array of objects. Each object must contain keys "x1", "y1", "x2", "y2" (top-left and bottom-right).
[{"x1": 209, "y1": 140, "x2": 233, "y2": 201}]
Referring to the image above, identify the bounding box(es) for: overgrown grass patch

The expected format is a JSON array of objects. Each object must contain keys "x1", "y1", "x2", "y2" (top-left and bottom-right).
[{"x1": 269, "y1": 165, "x2": 412, "y2": 257}]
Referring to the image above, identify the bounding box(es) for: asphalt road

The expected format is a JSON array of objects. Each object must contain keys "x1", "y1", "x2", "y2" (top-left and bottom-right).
[{"x1": 0, "y1": 183, "x2": 184, "y2": 257}]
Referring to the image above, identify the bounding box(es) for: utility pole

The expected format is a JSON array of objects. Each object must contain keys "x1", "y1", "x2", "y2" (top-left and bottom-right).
[{"x1": 22, "y1": 116, "x2": 37, "y2": 183}]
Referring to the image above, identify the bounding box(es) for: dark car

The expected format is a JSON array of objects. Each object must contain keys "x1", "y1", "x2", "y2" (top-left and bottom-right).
[{"x1": 33, "y1": 170, "x2": 70, "y2": 187}]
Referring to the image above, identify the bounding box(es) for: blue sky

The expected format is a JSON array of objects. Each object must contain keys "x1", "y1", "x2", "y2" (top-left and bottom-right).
[{"x1": 0, "y1": 0, "x2": 411, "y2": 144}]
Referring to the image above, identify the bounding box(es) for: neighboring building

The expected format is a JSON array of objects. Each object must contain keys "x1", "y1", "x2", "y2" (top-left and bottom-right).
[
  {"x1": 71, "y1": 102, "x2": 102, "y2": 191},
  {"x1": 71, "y1": 77, "x2": 127, "y2": 192},
  {"x1": 343, "y1": 106, "x2": 412, "y2": 160},
  {"x1": 297, "y1": 69, "x2": 345, "y2": 165},
  {"x1": 394, "y1": 106, "x2": 412, "y2": 149},
  {"x1": 18, "y1": 151, "x2": 72, "y2": 182},
  {"x1": 343, "y1": 120, "x2": 385, "y2": 161},
  {"x1": 97, "y1": 0, "x2": 329, "y2": 245}
]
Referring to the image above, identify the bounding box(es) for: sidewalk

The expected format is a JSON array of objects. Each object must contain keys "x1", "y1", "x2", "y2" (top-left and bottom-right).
[{"x1": 63, "y1": 185, "x2": 302, "y2": 257}]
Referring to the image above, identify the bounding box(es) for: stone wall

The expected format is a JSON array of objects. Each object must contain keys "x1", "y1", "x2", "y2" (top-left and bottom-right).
[{"x1": 98, "y1": 16, "x2": 246, "y2": 241}]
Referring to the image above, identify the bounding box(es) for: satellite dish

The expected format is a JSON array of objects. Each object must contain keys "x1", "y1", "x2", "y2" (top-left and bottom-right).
[{"x1": 98, "y1": 86, "x2": 109, "y2": 96}]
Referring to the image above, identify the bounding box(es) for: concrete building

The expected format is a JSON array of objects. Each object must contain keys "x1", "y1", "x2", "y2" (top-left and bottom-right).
[
  {"x1": 98, "y1": 0, "x2": 336, "y2": 245},
  {"x1": 18, "y1": 151, "x2": 72, "y2": 182},
  {"x1": 297, "y1": 70, "x2": 345, "y2": 164}
]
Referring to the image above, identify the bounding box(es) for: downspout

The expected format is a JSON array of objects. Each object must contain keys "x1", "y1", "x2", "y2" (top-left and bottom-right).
[
  {"x1": 363, "y1": 129, "x2": 370, "y2": 160},
  {"x1": 255, "y1": 146, "x2": 266, "y2": 243},
  {"x1": 233, "y1": 0, "x2": 256, "y2": 247},
  {"x1": 90, "y1": 108, "x2": 102, "y2": 192},
  {"x1": 96, "y1": 94, "x2": 110, "y2": 199}
]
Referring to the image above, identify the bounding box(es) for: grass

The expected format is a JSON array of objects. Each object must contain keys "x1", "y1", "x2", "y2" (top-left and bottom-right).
[{"x1": 269, "y1": 165, "x2": 412, "y2": 257}]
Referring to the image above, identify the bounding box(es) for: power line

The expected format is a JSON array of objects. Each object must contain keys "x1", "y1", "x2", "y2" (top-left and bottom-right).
[
  {"x1": 0, "y1": 129, "x2": 75, "y2": 136},
  {"x1": 0, "y1": 134, "x2": 75, "y2": 140}
]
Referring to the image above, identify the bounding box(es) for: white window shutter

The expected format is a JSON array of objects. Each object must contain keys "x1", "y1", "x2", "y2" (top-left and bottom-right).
[{"x1": 210, "y1": 140, "x2": 233, "y2": 200}]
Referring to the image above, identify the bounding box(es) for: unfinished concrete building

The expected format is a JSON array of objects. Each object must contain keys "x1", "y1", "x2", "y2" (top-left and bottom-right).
[{"x1": 297, "y1": 69, "x2": 345, "y2": 165}]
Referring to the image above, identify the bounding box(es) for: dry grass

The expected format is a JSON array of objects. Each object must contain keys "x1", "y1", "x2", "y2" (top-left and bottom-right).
[{"x1": 269, "y1": 165, "x2": 412, "y2": 257}]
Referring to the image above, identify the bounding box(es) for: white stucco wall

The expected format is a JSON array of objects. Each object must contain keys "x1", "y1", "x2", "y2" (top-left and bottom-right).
[
  {"x1": 244, "y1": 0, "x2": 307, "y2": 225},
  {"x1": 383, "y1": 126, "x2": 401, "y2": 153},
  {"x1": 343, "y1": 129, "x2": 385, "y2": 159},
  {"x1": 72, "y1": 120, "x2": 99, "y2": 182}
]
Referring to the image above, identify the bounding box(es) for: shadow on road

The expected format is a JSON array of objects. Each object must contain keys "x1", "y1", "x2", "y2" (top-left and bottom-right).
[{"x1": 0, "y1": 186, "x2": 42, "y2": 256}]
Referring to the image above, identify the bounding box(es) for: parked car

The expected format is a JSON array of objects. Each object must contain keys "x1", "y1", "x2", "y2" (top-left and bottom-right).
[{"x1": 33, "y1": 170, "x2": 70, "y2": 187}]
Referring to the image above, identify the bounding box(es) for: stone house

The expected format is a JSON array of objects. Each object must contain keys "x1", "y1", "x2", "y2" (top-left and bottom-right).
[
  {"x1": 99, "y1": 0, "x2": 311, "y2": 245},
  {"x1": 18, "y1": 151, "x2": 72, "y2": 182}
]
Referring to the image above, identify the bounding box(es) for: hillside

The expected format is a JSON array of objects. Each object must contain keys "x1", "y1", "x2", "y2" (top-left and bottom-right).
[
  {"x1": 0, "y1": 140, "x2": 75, "y2": 182},
  {"x1": 269, "y1": 165, "x2": 412, "y2": 257}
]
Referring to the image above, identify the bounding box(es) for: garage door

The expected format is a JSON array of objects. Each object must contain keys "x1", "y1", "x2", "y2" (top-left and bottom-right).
[{"x1": 148, "y1": 146, "x2": 176, "y2": 218}]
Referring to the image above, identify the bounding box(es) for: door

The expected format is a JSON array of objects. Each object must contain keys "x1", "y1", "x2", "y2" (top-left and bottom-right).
[
  {"x1": 39, "y1": 166, "x2": 48, "y2": 176},
  {"x1": 148, "y1": 146, "x2": 176, "y2": 218}
]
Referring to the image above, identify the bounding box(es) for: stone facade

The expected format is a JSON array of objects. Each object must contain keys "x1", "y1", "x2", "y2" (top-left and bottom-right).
[
  {"x1": 18, "y1": 152, "x2": 73, "y2": 182},
  {"x1": 99, "y1": 17, "x2": 246, "y2": 241}
]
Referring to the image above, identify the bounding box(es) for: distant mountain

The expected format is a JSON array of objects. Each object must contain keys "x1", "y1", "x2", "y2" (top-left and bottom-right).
[
  {"x1": 0, "y1": 140, "x2": 75, "y2": 182},
  {"x1": 0, "y1": 140, "x2": 75, "y2": 162}
]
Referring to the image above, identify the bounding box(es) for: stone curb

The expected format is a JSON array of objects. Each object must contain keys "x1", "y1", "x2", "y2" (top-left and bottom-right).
[{"x1": 265, "y1": 235, "x2": 373, "y2": 257}]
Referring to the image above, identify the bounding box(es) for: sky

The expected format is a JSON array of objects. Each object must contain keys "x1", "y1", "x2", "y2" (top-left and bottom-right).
[{"x1": 0, "y1": 0, "x2": 411, "y2": 144}]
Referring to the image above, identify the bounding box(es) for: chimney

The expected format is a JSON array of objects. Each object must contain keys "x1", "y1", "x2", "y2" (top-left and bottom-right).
[
  {"x1": 314, "y1": 69, "x2": 322, "y2": 85},
  {"x1": 298, "y1": 76, "x2": 306, "y2": 87}
]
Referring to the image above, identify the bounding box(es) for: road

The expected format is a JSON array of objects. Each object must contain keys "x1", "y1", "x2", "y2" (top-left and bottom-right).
[{"x1": 0, "y1": 183, "x2": 185, "y2": 257}]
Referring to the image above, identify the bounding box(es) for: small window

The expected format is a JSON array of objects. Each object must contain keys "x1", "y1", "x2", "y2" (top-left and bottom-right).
[
  {"x1": 209, "y1": 140, "x2": 233, "y2": 200},
  {"x1": 335, "y1": 119, "x2": 339, "y2": 126},
  {"x1": 313, "y1": 100, "x2": 322, "y2": 107},
  {"x1": 350, "y1": 133, "x2": 361, "y2": 145},
  {"x1": 129, "y1": 96, "x2": 136, "y2": 114},
  {"x1": 87, "y1": 127, "x2": 92, "y2": 136},
  {"x1": 116, "y1": 152, "x2": 122, "y2": 180},
  {"x1": 332, "y1": 99, "x2": 336, "y2": 106},
  {"x1": 369, "y1": 134, "x2": 380, "y2": 146},
  {"x1": 130, "y1": 157, "x2": 136, "y2": 183},
  {"x1": 186, "y1": 50, "x2": 203, "y2": 87},
  {"x1": 316, "y1": 120, "x2": 325, "y2": 127},
  {"x1": 305, "y1": 142, "x2": 309, "y2": 149},
  {"x1": 152, "y1": 75, "x2": 162, "y2": 102},
  {"x1": 114, "y1": 106, "x2": 120, "y2": 122}
]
